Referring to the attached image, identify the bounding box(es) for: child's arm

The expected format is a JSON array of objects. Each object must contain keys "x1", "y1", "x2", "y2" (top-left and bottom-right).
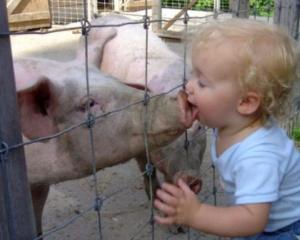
[{"x1": 154, "y1": 179, "x2": 270, "y2": 237}]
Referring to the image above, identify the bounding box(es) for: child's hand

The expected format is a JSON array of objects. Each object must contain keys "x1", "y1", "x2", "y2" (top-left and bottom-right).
[{"x1": 154, "y1": 178, "x2": 201, "y2": 226}]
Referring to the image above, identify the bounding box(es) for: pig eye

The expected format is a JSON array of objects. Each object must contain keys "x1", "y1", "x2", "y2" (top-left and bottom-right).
[{"x1": 78, "y1": 98, "x2": 98, "y2": 112}]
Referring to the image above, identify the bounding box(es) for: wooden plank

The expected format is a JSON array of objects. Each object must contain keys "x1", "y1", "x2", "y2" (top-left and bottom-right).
[
  {"x1": 7, "y1": 0, "x2": 23, "y2": 14},
  {"x1": 231, "y1": 0, "x2": 249, "y2": 18},
  {"x1": 14, "y1": 0, "x2": 48, "y2": 14},
  {"x1": 7, "y1": 0, "x2": 51, "y2": 31},
  {"x1": 114, "y1": 0, "x2": 121, "y2": 11},
  {"x1": 124, "y1": 0, "x2": 152, "y2": 11},
  {"x1": 0, "y1": 0, "x2": 37, "y2": 239},
  {"x1": 156, "y1": 29, "x2": 183, "y2": 40},
  {"x1": 162, "y1": 0, "x2": 197, "y2": 31},
  {"x1": 151, "y1": 0, "x2": 162, "y2": 32},
  {"x1": 9, "y1": 11, "x2": 51, "y2": 31},
  {"x1": 9, "y1": 19, "x2": 50, "y2": 31},
  {"x1": 9, "y1": 11, "x2": 50, "y2": 22}
]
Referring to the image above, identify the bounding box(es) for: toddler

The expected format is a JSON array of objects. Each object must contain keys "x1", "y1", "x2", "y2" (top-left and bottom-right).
[{"x1": 154, "y1": 19, "x2": 300, "y2": 239}]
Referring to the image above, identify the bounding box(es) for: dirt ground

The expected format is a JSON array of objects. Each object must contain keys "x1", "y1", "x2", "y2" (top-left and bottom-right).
[{"x1": 10, "y1": 19, "x2": 222, "y2": 240}]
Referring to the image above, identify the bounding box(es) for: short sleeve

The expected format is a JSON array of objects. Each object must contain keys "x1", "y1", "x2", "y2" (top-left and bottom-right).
[{"x1": 233, "y1": 150, "x2": 281, "y2": 205}]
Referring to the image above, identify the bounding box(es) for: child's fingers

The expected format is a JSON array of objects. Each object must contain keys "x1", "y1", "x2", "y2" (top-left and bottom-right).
[
  {"x1": 154, "y1": 199, "x2": 176, "y2": 215},
  {"x1": 161, "y1": 182, "x2": 183, "y2": 198},
  {"x1": 156, "y1": 188, "x2": 178, "y2": 206},
  {"x1": 154, "y1": 214, "x2": 175, "y2": 225},
  {"x1": 177, "y1": 178, "x2": 193, "y2": 194}
]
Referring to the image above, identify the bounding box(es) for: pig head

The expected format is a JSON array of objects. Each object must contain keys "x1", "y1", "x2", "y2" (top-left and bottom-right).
[
  {"x1": 76, "y1": 14, "x2": 206, "y2": 193},
  {"x1": 15, "y1": 57, "x2": 187, "y2": 236}
]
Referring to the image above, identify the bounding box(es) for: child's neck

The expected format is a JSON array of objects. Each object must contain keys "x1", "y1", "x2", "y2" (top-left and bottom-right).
[{"x1": 216, "y1": 116, "x2": 263, "y2": 157}]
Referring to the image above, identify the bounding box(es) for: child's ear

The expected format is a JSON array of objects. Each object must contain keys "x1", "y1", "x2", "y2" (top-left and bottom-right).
[{"x1": 237, "y1": 91, "x2": 261, "y2": 115}]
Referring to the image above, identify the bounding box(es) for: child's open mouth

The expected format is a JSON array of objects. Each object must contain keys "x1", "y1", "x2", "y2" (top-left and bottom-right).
[
  {"x1": 187, "y1": 100, "x2": 199, "y2": 121},
  {"x1": 177, "y1": 90, "x2": 199, "y2": 128}
]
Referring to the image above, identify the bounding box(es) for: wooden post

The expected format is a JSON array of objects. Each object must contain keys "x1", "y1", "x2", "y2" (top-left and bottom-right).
[
  {"x1": 0, "y1": 0, "x2": 37, "y2": 239},
  {"x1": 151, "y1": 0, "x2": 161, "y2": 32},
  {"x1": 88, "y1": 0, "x2": 98, "y2": 19},
  {"x1": 231, "y1": 0, "x2": 249, "y2": 18},
  {"x1": 162, "y1": 0, "x2": 197, "y2": 31},
  {"x1": 113, "y1": 0, "x2": 121, "y2": 11},
  {"x1": 274, "y1": 0, "x2": 300, "y2": 40},
  {"x1": 229, "y1": 0, "x2": 234, "y2": 10},
  {"x1": 214, "y1": 0, "x2": 220, "y2": 19}
]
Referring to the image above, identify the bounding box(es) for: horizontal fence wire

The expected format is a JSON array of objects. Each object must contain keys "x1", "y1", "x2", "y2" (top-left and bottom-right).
[{"x1": 2, "y1": 2, "x2": 300, "y2": 239}]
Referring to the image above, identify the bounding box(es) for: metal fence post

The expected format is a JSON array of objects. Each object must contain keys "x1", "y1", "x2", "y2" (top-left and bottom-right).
[{"x1": 0, "y1": 0, "x2": 37, "y2": 239}]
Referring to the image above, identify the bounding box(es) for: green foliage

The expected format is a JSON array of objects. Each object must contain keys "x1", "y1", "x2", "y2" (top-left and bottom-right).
[
  {"x1": 194, "y1": 0, "x2": 214, "y2": 10},
  {"x1": 250, "y1": 0, "x2": 274, "y2": 16},
  {"x1": 161, "y1": 0, "x2": 274, "y2": 16},
  {"x1": 162, "y1": 0, "x2": 214, "y2": 10},
  {"x1": 292, "y1": 127, "x2": 300, "y2": 142}
]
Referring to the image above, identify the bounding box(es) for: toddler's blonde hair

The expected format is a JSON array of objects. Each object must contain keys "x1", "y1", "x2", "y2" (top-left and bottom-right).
[{"x1": 192, "y1": 19, "x2": 299, "y2": 122}]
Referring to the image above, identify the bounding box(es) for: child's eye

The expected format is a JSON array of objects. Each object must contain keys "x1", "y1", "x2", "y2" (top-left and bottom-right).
[{"x1": 197, "y1": 81, "x2": 206, "y2": 88}]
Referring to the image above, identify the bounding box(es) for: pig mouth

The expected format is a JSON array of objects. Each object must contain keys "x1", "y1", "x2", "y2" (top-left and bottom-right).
[
  {"x1": 187, "y1": 100, "x2": 196, "y2": 109},
  {"x1": 185, "y1": 99, "x2": 200, "y2": 121},
  {"x1": 185, "y1": 97, "x2": 198, "y2": 115},
  {"x1": 147, "y1": 128, "x2": 184, "y2": 146},
  {"x1": 148, "y1": 128, "x2": 183, "y2": 138},
  {"x1": 173, "y1": 172, "x2": 202, "y2": 194},
  {"x1": 188, "y1": 177, "x2": 202, "y2": 193}
]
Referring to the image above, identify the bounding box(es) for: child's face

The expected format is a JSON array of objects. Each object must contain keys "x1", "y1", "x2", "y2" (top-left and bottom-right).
[{"x1": 185, "y1": 43, "x2": 243, "y2": 129}]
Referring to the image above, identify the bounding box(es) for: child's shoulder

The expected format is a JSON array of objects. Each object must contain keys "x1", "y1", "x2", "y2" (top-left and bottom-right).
[
  {"x1": 236, "y1": 121, "x2": 295, "y2": 157},
  {"x1": 244, "y1": 120, "x2": 285, "y2": 143}
]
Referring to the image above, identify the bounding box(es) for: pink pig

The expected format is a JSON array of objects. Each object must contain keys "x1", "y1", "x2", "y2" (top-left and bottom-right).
[
  {"x1": 14, "y1": 57, "x2": 190, "y2": 237},
  {"x1": 76, "y1": 14, "x2": 206, "y2": 195}
]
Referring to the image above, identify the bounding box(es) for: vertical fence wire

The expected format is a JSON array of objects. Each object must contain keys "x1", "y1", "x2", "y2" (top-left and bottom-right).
[
  {"x1": 82, "y1": 0, "x2": 103, "y2": 238},
  {"x1": 142, "y1": 1, "x2": 156, "y2": 239},
  {"x1": 183, "y1": 2, "x2": 191, "y2": 240}
]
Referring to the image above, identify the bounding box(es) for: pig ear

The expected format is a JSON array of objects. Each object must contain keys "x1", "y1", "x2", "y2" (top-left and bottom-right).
[
  {"x1": 14, "y1": 60, "x2": 42, "y2": 92},
  {"x1": 17, "y1": 78, "x2": 59, "y2": 140}
]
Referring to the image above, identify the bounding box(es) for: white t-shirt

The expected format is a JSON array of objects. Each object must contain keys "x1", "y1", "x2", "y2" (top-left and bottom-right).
[{"x1": 211, "y1": 121, "x2": 300, "y2": 232}]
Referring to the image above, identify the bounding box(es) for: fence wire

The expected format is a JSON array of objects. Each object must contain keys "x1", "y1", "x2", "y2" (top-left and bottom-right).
[
  {"x1": 1, "y1": 16, "x2": 213, "y2": 240},
  {"x1": 1, "y1": 1, "x2": 300, "y2": 240}
]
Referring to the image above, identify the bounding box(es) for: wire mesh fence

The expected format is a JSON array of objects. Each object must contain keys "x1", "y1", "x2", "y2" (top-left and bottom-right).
[
  {"x1": 49, "y1": 0, "x2": 274, "y2": 25},
  {"x1": 50, "y1": 0, "x2": 98, "y2": 24},
  {"x1": 1, "y1": 0, "x2": 300, "y2": 240}
]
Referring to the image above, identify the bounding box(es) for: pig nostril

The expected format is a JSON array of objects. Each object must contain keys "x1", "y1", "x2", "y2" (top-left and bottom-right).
[{"x1": 88, "y1": 99, "x2": 96, "y2": 108}]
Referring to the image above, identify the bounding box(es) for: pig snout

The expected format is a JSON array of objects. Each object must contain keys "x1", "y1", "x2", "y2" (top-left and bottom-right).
[
  {"x1": 146, "y1": 93, "x2": 192, "y2": 147},
  {"x1": 173, "y1": 172, "x2": 202, "y2": 194},
  {"x1": 177, "y1": 90, "x2": 197, "y2": 129}
]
